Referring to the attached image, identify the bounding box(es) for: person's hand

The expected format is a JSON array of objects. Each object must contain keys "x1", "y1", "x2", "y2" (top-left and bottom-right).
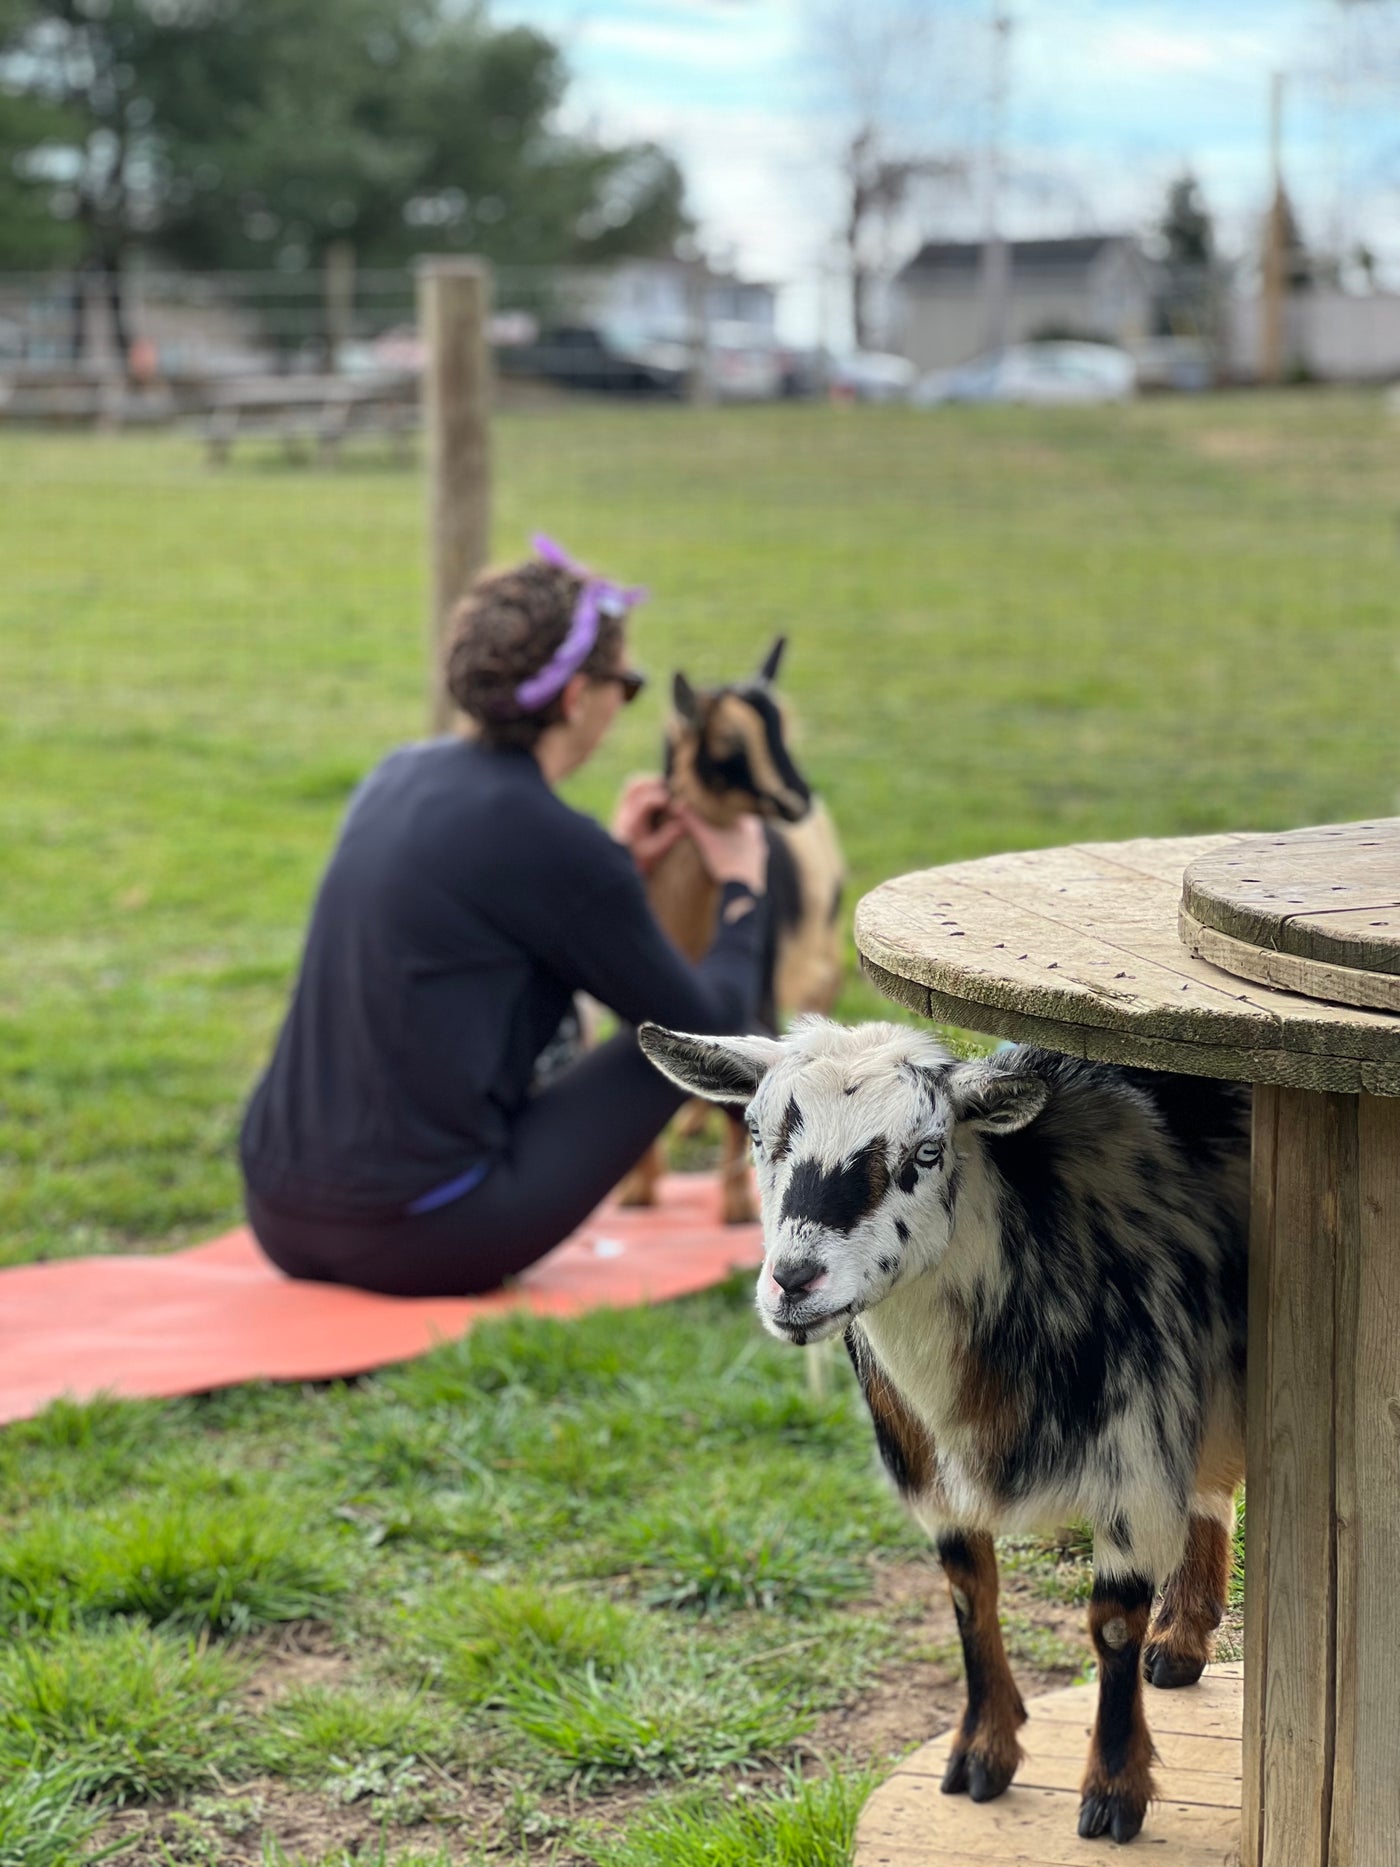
[
  {"x1": 678, "y1": 807, "x2": 768, "y2": 894},
  {"x1": 612, "y1": 775, "x2": 687, "y2": 875}
]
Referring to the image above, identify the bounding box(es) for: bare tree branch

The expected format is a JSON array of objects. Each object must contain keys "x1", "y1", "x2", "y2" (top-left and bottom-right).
[{"x1": 804, "y1": 0, "x2": 971, "y2": 348}]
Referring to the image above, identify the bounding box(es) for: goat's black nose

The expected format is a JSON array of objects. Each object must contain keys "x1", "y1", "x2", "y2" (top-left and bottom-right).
[{"x1": 772, "y1": 1258, "x2": 824, "y2": 1295}]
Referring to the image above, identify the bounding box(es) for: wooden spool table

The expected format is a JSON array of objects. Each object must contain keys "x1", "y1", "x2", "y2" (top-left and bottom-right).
[{"x1": 852, "y1": 823, "x2": 1400, "y2": 1867}]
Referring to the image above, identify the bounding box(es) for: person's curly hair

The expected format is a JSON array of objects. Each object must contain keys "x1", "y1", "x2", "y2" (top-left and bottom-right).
[{"x1": 445, "y1": 559, "x2": 625, "y2": 750}]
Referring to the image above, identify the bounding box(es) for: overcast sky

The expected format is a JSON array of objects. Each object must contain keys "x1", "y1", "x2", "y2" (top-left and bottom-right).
[{"x1": 495, "y1": 0, "x2": 1400, "y2": 336}]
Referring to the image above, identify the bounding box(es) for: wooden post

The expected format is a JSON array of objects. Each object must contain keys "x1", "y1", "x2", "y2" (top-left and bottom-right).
[
  {"x1": 417, "y1": 258, "x2": 492, "y2": 735},
  {"x1": 1245, "y1": 1085, "x2": 1400, "y2": 1867},
  {"x1": 325, "y1": 240, "x2": 356, "y2": 371}
]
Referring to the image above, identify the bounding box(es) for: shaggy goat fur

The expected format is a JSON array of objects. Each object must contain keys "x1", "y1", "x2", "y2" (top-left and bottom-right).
[{"x1": 639, "y1": 1015, "x2": 1249, "y2": 1846}]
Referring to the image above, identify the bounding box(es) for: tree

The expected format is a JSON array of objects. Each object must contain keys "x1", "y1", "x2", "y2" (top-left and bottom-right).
[
  {"x1": 1151, "y1": 171, "x2": 1223, "y2": 347},
  {"x1": 137, "y1": 0, "x2": 433, "y2": 275},
  {"x1": 348, "y1": 13, "x2": 687, "y2": 270},
  {"x1": 0, "y1": 94, "x2": 76, "y2": 265},
  {"x1": 0, "y1": 0, "x2": 690, "y2": 355},
  {"x1": 841, "y1": 128, "x2": 959, "y2": 352},
  {"x1": 147, "y1": 5, "x2": 687, "y2": 273},
  {"x1": 0, "y1": 0, "x2": 81, "y2": 267},
  {"x1": 804, "y1": 0, "x2": 968, "y2": 350},
  {"x1": 1160, "y1": 172, "x2": 1213, "y2": 270}
]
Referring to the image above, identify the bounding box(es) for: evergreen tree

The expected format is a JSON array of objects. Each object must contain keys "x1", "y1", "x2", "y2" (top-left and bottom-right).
[
  {"x1": 0, "y1": 0, "x2": 689, "y2": 349},
  {"x1": 1160, "y1": 172, "x2": 1213, "y2": 270},
  {"x1": 0, "y1": 0, "x2": 80, "y2": 265},
  {"x1": 1153, "y1": 170, "x2": 1221, "y2": 347}
]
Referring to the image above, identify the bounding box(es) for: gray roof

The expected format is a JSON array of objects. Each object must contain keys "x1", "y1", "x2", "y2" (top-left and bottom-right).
[{"x1": 899, "y1": 236, "x2": 1132, "y2": 280}]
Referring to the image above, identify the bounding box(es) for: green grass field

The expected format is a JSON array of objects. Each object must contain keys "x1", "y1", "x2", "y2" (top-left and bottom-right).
[{"x1": 0, "y1": 393, "x2": 1390, "y2": 1862}]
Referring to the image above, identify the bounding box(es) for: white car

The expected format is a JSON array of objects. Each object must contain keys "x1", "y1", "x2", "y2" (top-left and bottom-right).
[
  {"x1": 830, "y1": 350, "x2": 918, "y2": 403},
  {"x1": 705, "y1": 321, "x2": 783, "y2": 401},
  {"x1": 912, "y1": 341, "x2": 1136, "y2": 407}
]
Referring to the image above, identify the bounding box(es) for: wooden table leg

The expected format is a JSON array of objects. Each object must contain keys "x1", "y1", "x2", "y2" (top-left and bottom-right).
[{"x1": 1245, "y1": 1086, "x2": 1400, "y2": 1867}]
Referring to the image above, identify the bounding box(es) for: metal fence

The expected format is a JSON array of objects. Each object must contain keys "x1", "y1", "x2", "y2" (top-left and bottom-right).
[{"x1": 0, "y1": 258, "x2": 826, "y2": 400}]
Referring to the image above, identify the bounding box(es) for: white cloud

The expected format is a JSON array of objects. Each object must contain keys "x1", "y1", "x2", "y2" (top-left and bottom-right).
[
  {"x1": 580, "y1": 17, "x2": 755, "y2": 67},
  {"x1": 509, "y1": 1, "x2": 1400, "y2": 328},
  {"x1": 1095, "y1": 25, "x2": 1227, "y2": 75},
  {"x1": 578, "y1": 89, "x2": 839, "y2": 265}
]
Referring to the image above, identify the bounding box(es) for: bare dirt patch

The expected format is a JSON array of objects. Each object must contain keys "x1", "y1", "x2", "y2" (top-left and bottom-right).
[
  {"x1": 97, "y1": 1564, "x2": 1094, "y2": 1863},
  {"x1": 239, "y1": 1620, "x2": 352, "y2": 1710},
  {"x1": 99, "y1": 1769, "x2": 663, "y2": 1867},
  {"x1": 805, "y1": 1557, "x2": 1087, "y2": 1770},
  {"x1": 1189, "y1": 427, "x2": 1295, "y2": 469}
]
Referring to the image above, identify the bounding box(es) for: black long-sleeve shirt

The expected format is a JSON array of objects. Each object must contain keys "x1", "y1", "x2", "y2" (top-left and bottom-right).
[{"x1": 240, "y1": 737, "x2": 766, "y2": 1220}]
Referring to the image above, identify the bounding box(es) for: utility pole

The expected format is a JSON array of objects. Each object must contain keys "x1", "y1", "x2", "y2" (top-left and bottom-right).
[
  {"x1": 979, "y1": 6, "x2": 1013, "y2": 353},
  {"x1": 1260, "y1": 72, "x2": 1287, "y2": 385}
]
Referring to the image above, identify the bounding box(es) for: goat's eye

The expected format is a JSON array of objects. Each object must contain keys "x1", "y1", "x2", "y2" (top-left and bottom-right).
[
  {"x1": 747, "y1": 1119, "x2": 763, "y2": 1152},
  {"x1": 915, "y1": 1137, "x2": 943, "y2": 1169}
]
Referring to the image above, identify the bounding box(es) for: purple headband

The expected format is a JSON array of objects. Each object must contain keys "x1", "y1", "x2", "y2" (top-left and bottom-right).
[{"x1": 514, "y1": 534, "x2": 648, "y2": 712}]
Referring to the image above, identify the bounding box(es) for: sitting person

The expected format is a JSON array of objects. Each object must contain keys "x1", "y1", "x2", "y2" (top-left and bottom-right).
[{"x1": 239, "y1": 537, "x2": 769, "y2": 1298}]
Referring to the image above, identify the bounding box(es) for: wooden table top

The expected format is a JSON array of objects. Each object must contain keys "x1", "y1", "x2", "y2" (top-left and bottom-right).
[
  {"x1": 854, "y1": 831, "x2": 1400, "y2": 1094},
  {"x1": 1181, "y1": 819, "x2": 1400, "y2": 1014}
]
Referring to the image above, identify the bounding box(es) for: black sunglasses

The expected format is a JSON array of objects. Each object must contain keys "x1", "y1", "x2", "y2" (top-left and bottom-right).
[{"x1": 599, "y1": 668, "x2": 647, "y2": 705}]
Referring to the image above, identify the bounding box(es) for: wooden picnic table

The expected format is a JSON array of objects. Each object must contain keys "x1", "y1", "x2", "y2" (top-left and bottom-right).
[
  {"x1": 853, "y1": 821, "x2": 1400, "y2": 1867},
  {"x1": 200, "y1": 372, "x2": 418, "y2": 463}
]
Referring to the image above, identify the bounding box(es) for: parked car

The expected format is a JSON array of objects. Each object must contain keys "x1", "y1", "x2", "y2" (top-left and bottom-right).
[
  {"x1": 705, "y1": 320, "x2": 783, "y2": 401},
  {"x1": 1130, "y1": 336, "x2": 1213, "y2": 393},
  {"x1": 502, "y1": 323, "x2": 689, "y2": 398},
  {"x1": 775, "y1": 345, "x2": 828, "y2": 399},
  {"x1": 912, "y1": 341, "x2": 1136, "y2": 407},
  {"x1": 829, "y1": 350, "x2": 917, "y2": 403}
]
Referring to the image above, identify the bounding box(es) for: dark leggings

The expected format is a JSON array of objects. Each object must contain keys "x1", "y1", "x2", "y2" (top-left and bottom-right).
[{"x1": 246, "y1": 1030, "x2": 686, "y2": 1298}]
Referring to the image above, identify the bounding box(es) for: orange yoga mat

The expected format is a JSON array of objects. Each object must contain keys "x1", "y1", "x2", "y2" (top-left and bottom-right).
[{"x1": 0, "y1": 1176, "x2": 764, "y2": 1427}]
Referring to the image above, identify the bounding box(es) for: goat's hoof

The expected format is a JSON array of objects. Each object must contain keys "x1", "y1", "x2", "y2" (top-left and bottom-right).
[
  {"x1": 941, "y1": 1745, "x2": 1016, "y2": 1802},
  {"x1": 1143, "y1": 1642, "x2": 1206, "y2": 1689},
  {"x1": 1078, "y1": 1791, "x2": 1146, "y2": 1844}
]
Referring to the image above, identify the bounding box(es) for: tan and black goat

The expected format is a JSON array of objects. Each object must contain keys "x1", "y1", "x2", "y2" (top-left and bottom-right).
[{"x1": 615, "y1": 638, "x2": 845, "y2": 1222}]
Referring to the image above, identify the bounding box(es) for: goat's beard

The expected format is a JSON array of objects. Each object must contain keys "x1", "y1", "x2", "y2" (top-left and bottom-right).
[{"x1": 755, "y1": 1289, "x2": 858, "y2": 1347}]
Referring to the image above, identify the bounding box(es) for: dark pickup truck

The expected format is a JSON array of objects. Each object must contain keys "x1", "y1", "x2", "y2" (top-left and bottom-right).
[{"x1": 498, "y1": 325, "x2": 689, "y2": 398}]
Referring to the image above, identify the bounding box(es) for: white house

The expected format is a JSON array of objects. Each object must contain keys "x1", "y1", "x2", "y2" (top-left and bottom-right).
[
  {"x1": 888, "y1": 236, "x2": 1154, "y2": 373},
  {"x1": 1225, "y1": 287, "x2": 1400, "y2": 382},
  {"x1": 555, "y1": 259, "x2": 776, "y2": 345}
]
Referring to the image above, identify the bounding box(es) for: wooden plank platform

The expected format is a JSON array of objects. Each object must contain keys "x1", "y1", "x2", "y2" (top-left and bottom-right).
[{"x1": 855, "y1": 1663, "x2": 1242, "y2": 1866}]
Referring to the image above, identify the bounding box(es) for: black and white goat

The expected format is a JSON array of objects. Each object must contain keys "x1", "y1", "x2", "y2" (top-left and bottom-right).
[{"x1": 639, "y1": 1016, "x2": 1248, "y2": 1847}]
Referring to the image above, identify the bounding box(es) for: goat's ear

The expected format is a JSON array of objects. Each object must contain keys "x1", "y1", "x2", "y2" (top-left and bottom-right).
[
  {"x1": 638, "y1": 1024, "x2": 782, "y2": 1105},
  {"x1": 757, "y1": 636, "x2": 787, "y2": 685},
  {"x1": 946, "y1": 1059, "x2": 1049, "y2": 1135},
  {"x1": 672, "y1": 671, "x2": 702, "y2": 723}
]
